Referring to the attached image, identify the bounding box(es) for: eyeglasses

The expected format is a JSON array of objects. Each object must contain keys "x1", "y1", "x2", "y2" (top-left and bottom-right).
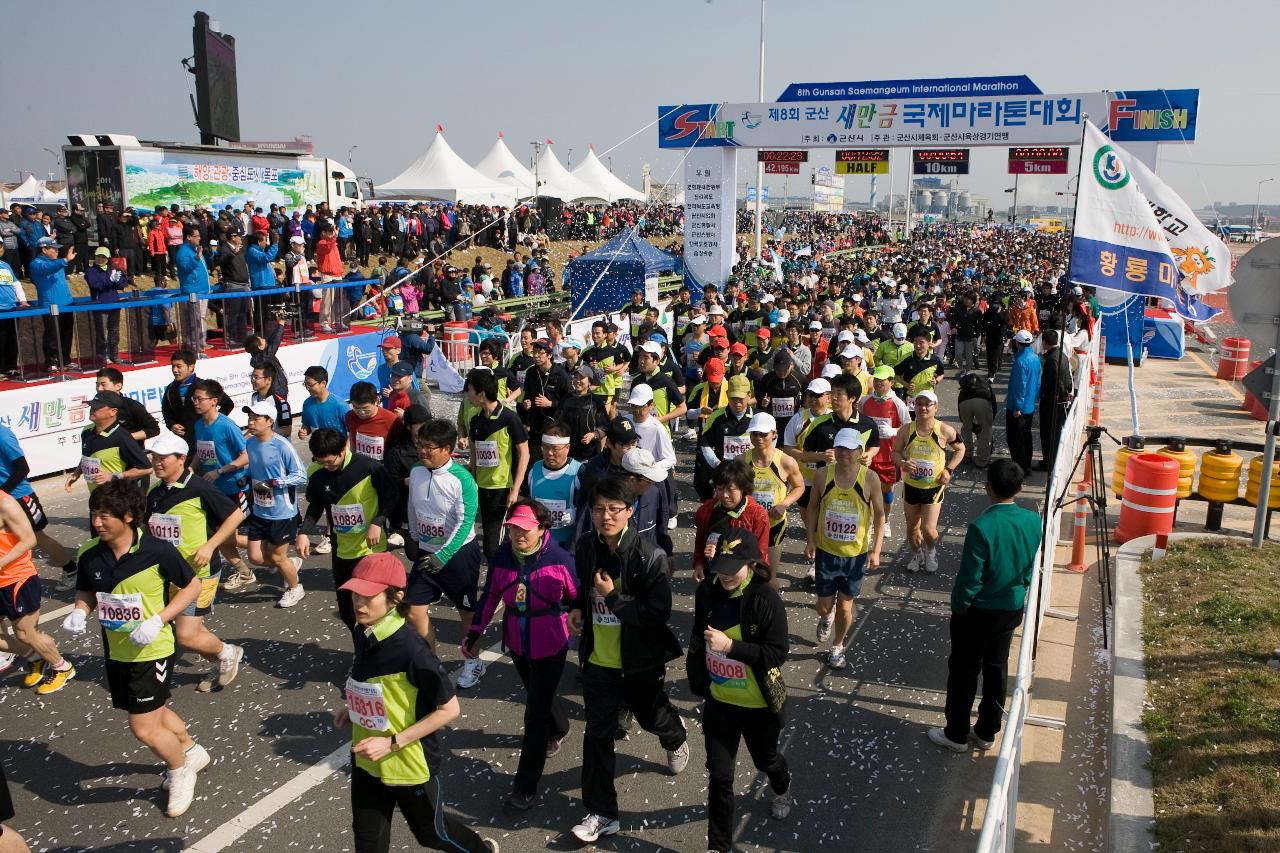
[
  {"x1": 591, "y1": 504, "x2": 630, "y2": 517},
  {"x1": 191, "y1": 395, "x2": 213, "y2": 403}
]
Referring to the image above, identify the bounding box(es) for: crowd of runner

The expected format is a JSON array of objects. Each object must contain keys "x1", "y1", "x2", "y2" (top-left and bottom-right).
[{"x1": 0, "y1": 217, "x2": 1093, "y2": 853}]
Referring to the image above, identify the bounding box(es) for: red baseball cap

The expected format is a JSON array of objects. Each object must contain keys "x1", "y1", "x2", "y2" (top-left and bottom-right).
[
  {"x1": 339, "y1": 552, "x2": 407, "y2": 596},
  {"x1": 380, "y1": 336, "x2": 403, "y2": 349},
  {"x1": 730, "y1": 342, "x2": 748, "y2": 356},
  {"x1": 712, "y1": 336, "x2": 729, "y2": 349},
  {"x1": 704, "y1": 357, "x2": 725, "y2": 382},
  {"x1": 757, "y1": 328, "x2": 772, "y2": 339}
]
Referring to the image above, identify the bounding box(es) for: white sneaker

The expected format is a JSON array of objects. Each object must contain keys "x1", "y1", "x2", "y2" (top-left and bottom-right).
[
  {"x1": 277, "y1": 585, "x2": 306, "y2": 608},
  {"x1": 927, "y1": 726, "x2": 968, "y2": 753},
  {"x1": 684, "y1": 428, "x2": 697, "y2": 441},
  {"x1": 313, "y1": 536, "x2": 332, "y2": 555},
  {"x1": 0, "y1": 652, "x2": 16, "y2": 675},
  {"x1": 667, "y1": 515, "x2": 678, "y2": 530},
  {"x1": 883, "y1": 519, "x2": 892, "y2": 541},
  {"x1": 924, "y1": 549, "x2": 939, "y2": 574},
  {"x1": 217, "y1": 644, "x2": 245, "y2": 687},
  {"x1": 667, "y1": 740, "x2": 690, "y2": 774},
  {"x1": 571, "y1": 813, "x2": 620, "y2": 844},
  {"x1": 905, "y1": 550, "x2": 923, "y2": 573},
  {"x1": 828, "y1": 646, "x2": 847, "y2": 669},
  {"x1": 162, "y1": 743, "x2": 211, "y2": 789},
  {"x1": 456, "y1": 658, "x2": 487, "y2": 688},
  {"x1": 387, "y1": 532, "x2": 405, "y2": 548},
  {"x1": 815, "y1": 615, "x2": 833, "y2": 644},
  {"x1": 166, "y1": 765, "x2": 198, "y2": 817},
  {"x1": 196, "y1": 660, "x2": 222, "y2": 693},
  {"x1": 969, "y1": 731, "x2": 995, "y2": 750}
]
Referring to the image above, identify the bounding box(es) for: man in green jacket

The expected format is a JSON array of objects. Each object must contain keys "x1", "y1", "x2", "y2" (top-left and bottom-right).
[{"x1": 929, "y1": 459, "x2": 1042, "y2": 752}]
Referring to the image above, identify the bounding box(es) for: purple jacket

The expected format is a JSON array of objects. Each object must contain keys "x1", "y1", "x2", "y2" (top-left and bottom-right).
[{"x1": 469, "y1": 532, "x2": 577, "y2": 660}]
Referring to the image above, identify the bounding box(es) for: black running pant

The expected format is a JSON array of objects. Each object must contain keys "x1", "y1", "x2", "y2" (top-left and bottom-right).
[{"x1": 350, "y1": 766, "x2": 487, "y2": 853}]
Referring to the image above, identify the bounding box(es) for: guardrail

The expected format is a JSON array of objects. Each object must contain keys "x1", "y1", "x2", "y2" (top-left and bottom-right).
[{"x1": 975, "y1": 331, "x2": 1100, "y2": 852}]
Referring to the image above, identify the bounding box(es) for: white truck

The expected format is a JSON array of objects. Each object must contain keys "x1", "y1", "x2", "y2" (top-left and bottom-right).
[{"x1": 62, "y1": 134, "x2": 362, "y2": 215}]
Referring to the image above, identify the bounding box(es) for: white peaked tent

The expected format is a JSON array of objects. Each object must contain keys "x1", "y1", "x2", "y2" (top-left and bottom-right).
[
  {"x1": 571, "y1": 146, "x2": 645, "y2": 203},
  {"x1": 473, "y1": 134, "x2": 536, "y2": 198},
  {"x1": 5, "y1": 174, "x2": 66, "y2": 206},
  {"x1": 534, "y1": 144, "x2": 601, "y2": 202},
  {"x1": 376, "y1": 129, "x2": 517, "y2": 206}
]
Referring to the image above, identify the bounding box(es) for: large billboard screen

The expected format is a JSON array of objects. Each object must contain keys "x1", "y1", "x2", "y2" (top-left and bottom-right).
[{"x1": 193, "y1": 13, "x2": 240, "y2": 142}]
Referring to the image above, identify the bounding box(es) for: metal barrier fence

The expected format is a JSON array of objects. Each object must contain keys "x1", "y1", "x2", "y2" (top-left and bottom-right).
[{"x1": 975, "y1": 331, "x2": 1100, "y2": 852}]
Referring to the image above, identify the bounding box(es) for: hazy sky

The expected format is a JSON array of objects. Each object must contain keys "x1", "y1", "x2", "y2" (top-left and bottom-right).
[{"x1": 7, "y1": 0, "x2": 1279, "y2": 211}]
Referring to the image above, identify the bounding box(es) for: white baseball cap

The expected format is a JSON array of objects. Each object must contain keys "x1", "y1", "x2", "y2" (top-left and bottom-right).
[
  {"x1": 621, "y1": 447, "x2": 666, "y2": 482},
  {"x1": 1013, "y1": 329, "x2": 1034, "y2": 345},
  {"x1": 892, "y1": 322, "x2": 908, "y2": 339},
  {"x1": 914, "y1": 389, "x2": 939, "y2": 405},
  {"x1": 821, "y1": 363, "x2": 842, "y2": 379},
  {"x1": 806, "y1": 378, "x2": 832, "y2": 395},
  {"x1": 242, "y1": 399, "x2": 276, "y2": 420},
  {"x1": 836, "y1": 330, "x2": 855, "y2": 344},
  {"x1": 708, "y1": 304, "x2": 727, "y2": 316},
  {"x1": 639, "y1": 341, "x2": 664, "y2": 356},
  {"x1": 840, "y1": 344, "x2": 863, "y2": 360},
  {"x1": 627, "y1": 384, "x2": 654, "y2": 406},
  {"x1": 747, "y1": 412, "x2": 777, "y2": 434},
  {"x1": 761, "y1": 293, "x2": 775, "y2": 304},
  {"x1": 147, "y1": 432, "x2": 189, "y2": 456},
  {"x1": 776, "y1": 309, "x2": 791, "y2": 324},
  {"x1": 853, "y1": 329, "x2": 870, "y2": 343},
  {"x1": 851, "y1": 293, "x2": 863, "y2": 303},
  {"x1": 690, "y1": 315, "x2": 707, "y2": 325},
  {"x1": 808, "y1": 320, "x2": 823, "y2": 331},
  {"x1": 833, "y1": 428, "x2": 864, "y2": 450}
]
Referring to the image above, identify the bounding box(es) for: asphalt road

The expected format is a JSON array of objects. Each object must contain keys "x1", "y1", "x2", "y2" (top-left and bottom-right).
[{"x1": 1, "y1": 369, "x2": 1045, "y2": 853}]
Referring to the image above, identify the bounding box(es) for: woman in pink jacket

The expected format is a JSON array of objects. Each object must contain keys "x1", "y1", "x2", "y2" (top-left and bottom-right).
[{"x1": 463, "y1": 499, "x2": 577, "y2": 812}]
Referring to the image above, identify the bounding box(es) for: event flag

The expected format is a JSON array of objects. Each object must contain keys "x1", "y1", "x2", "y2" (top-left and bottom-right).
[{"x1": 1068, "y1": 121, "x2": 1227, "y2": 321}]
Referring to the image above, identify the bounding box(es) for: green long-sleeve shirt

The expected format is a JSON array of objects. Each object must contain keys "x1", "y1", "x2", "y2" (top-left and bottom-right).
[{"x1": 951, "y1": 502, "x2": 1043, "y2": 613}]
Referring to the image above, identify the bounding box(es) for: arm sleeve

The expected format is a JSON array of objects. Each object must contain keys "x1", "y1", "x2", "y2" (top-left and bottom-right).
[
  {"x1": 951, "y1": 522, "x2": 988, "y2": 613},
  {"x1": 131, "y1": 399, "x2": 161, "y2": 439},
  {"x1": 279, "y1": 443, "x2": 308, "y2": 487},
  {"x1": 437, "y1": 471, "x2": 478, "y2": 565}
]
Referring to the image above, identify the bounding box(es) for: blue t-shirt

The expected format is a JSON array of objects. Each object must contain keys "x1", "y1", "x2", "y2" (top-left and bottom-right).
[
  {"x1": 0, "y1": 424, "x2": 33, "y2": 499},
  {"x1": 193, "y1": 413, "x2": 248, "y2": 495},
  {"x1": 301, "y1": 395, "x2": 348, "y2": 435},
  {"x1": 245, "y1": 434, "x2": 307, "y2": 520}
]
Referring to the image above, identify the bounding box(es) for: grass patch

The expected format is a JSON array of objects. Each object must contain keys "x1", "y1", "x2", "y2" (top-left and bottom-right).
[{"x1": 1140, "y1": 538, "x2": 1280, "y2": 852}]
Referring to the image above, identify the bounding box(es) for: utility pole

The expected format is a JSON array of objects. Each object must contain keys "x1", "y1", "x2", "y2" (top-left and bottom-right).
[
  {"x1": 753, "y1": 0, "x2": 766, "y2": 259},
  {"x1": 530, "y1": 141, "x2": 542, "y2": 207}
]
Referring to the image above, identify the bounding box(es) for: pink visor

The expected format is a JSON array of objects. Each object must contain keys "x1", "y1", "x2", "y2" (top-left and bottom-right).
[{"x1": 505, "y1": 505, "x2": 542, "y2": 531}]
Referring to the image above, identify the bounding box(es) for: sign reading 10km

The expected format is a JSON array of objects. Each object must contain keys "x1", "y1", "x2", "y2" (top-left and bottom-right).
[{"x1": 912, "y1": 149, "x2": 970, "y2": 175}]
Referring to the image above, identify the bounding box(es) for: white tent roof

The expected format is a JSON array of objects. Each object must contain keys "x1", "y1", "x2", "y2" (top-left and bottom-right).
[
  {"x1": 6, "y1": 174, "x2": 63, "y2": 204},
  {"x1": 473, "y1": 134, "x2": 536, "y2": 198},
  {"x1": 375, "y1": 130, "x2": 516, "y2": 206},
  {"x1": 570, "y1": 147, "x2": 645, "y2": 203},
  {"x1": 533, "y1": 144, "x2": 602, "y2": 202}
]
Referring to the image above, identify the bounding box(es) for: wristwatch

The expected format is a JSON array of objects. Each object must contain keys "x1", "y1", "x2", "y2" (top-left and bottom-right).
[{"x1": 390, "y1": 733, "x2": 401, "y2": 753}]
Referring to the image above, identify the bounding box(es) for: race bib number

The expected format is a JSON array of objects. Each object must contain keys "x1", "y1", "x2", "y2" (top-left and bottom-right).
[
  {"x1": 195, "y1": 440, "x2": 218, "y2": 469},
  {"x1": 252, "y1": 486, "x2": 275, "y2": 508},
  {"x1": 771, "y1": 397, "x2": 795, "y2": 418},
  {"x1": 148, "y1": 513, "x2": 182, "y2": 546},
  {"x1": 97, "y1": 591, "x2": 144, "y2": 632},
  {"x1": 332, "y1": 503, "x2": 366, "y2": 534},
  {"x1": 911, "y1": 460, "x2": 936, "y2": 481},
  {"x1": 706, "y1": 531, "x2": 720, "y2": 552},
  {"x1": 824, "y1": 500, "x2": 859, "y2": 543},
  {"x1": 414, "y1": 511, "x2": 446, "y2": 545},
  {"x1": 475, "y1": 440, "x2": 500, "y2": 468},
  {"x1": 543, "y1": 498, "x2": 573, "y2": 530},
  {"x1": 345, "y1": 677, "x2": 390, "y2": 732},
  {"x1": 753, "y1": 489, "x2": 775, "y2": 510},
  {"x1": 79, "y1": 456, "x2": 101, "y2": 479},
  {"x1": 590, "y1": 590, "x2": 620, "y2": 627},
  {"x1": 723, "y1": 435, "x2": 751, "y2": 460},
  {"x1": 354, "y1": 432, "x2": 385, "y2": 460},
  {"x1": 706, "y1": 648, "x2": 748, "y2": 689},
  {"x1": 872, "y1": 417, "x2": 897, "y2": 439}
]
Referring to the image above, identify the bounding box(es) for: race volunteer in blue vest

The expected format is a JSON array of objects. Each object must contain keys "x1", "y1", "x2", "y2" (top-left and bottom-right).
[
  {"x1": 686, "y1": 528, "x2": 792, "y2": 853},
  {"x1": 804, "y1": 428, "x2": 886, "y2": 671},
  {"x1": 408, "y1": 419, "x2": 488, "y2": 691},
  {"x1": 564, "y1": 476, "x2": 689, "y2": 845},
  {"x1": 64, "y1": 392, "x2": 152, "y2": 497},
  {"x1": 297, "y1": 428, "x2": 399, "y2": 631},
  {"x1": 243, "y1": 399, "x2": 308, "y2": 609},
  {"x1": 61, "y1": 479, "x2": 208, "y2": 819},
  {"x1": 526, "y1": 422, "x2": 581, "y2": 547},
  {"x1": 144, "y1": 432, "x2": 247, "y2": 695},
  {"x1": 465, "y1": 369, "x2": 530, "y2": 561},
  {"x1": 190, "y1": 379, "x2": 255, "y2": 590},
  {"x1": 331, "y1": 552, "x2": 499, "y2": 853}
]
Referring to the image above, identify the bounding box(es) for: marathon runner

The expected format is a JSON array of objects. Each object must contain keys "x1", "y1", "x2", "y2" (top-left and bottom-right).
[
  {"x1": 745, "y1": 413, "x2": 805, "y2": 577},
  {"x1": 64, "y1": 391, "x2": 152, "y2": 496},
  {"x1": 754, "y1": 349, "x2": 805, "y2": 439},
  {"x1": 891, "y1": 390, "x2": 964, "y2": 574},
  {"x1": 144, "y1": 433, "x2": 246, "y2": 693},
  {"x1": 61, "y1": 479, "x2": 208, "y2": 818},
  {"x1": 190, "y1": 378, "x2": 254, "y2": 589},
  {"x1": 526, "y1": 422, "x2": 581, "y2": 548},
  {"x1": 242, "y1": 399, "x2": 307, "y2": 607},
  {"x1": 346, "y1": 381, "x2": 406, "y2": 465},
  {"x1": 694, "y1": 374, "x2": 754, "y2": 502},
  {"x1": 299, "y1": 366, "x2": 348, "y2": 440},
  {"x1": 691, "y1": 459, "x2": 771, "y2": 583},
  {"x1": 859, "y1": 366, "x2": 911, "y2": 542},
  {"x1": 0, "y1": 422, "x2": 80, "y2": 590},
  {"x1": 248, "y1": 363, "x2": 294, "y2": 439},
  {"x1": 94, "y1": 367, "x2": 161, "y2": 442},
  {"x1": 804, "y1": 428, "x2": 885, "y2": 669}
]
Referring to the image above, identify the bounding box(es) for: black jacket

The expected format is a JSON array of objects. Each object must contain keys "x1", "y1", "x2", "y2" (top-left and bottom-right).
[
  {"x1": 120, "y1": 397, "x2": 161, "y2": 441},
  {"x1": 214, "y1": 246, "x2": 250, "y2": 284},
  {"x1": 162, "y1": 379, "x2": 233, "y2": 452},
  {"x1": 52, "y1": 215, "x2": 77, "y2": 247},
  {"x1": 957, "y1": 372, "x2": 998, "y2": 417},
  {"x1": 572, "y1": 528, "x2": 683, "y2": 675},
  {"x1": 554, "y1": 392, "x2": 607, "y2": 462},
  {"x1": 686, "y1": 569, "x2": 789, "y2": 718}
]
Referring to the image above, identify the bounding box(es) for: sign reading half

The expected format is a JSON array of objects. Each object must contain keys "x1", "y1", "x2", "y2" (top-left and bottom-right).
[
  {"x1": 1008, "y1": 146, "x2": 1069, "y2": 175},
  {"x1": 912, "y1": 149, "x2": 970, "y2": 175},
  {"x1": 835, "y1": 149, "x2": 889, "y2": 175}
]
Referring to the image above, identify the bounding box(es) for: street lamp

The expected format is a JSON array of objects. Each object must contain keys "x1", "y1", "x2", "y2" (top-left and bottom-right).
[
  {"x1": 568, "y1": 148, "x2": 573, "y2": 169},
  {"x1": 347, "y1": 145, "x2": 358, "y2": 168},
  {"x1": 1253, "y1": 177, "x2": 1274, "y2": 238},
  {"x1": 42, "y1": 147, "x2": 61, "y2": 170},
  {"x1": 530, "y1": 142, "x2": 543, "y2": 205}
]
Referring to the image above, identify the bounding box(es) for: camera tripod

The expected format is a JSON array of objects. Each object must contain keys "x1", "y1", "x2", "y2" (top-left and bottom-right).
[{"x1": 1053, "y1": 424, "x2": 1119, "y2": 648}]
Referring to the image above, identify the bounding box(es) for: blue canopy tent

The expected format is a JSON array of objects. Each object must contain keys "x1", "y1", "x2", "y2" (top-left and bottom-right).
[{"x1": 567, "y1": 228, "x2": 678, "y2": 319}]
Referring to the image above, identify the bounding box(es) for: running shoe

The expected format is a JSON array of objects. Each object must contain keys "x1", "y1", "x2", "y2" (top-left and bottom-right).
[
  {"x1": 277, "y1": 585, "x2": 306, "y2": 608},
  {"x1": 163, "y1": 743, "x2": 211, "y2": 789},
  {"x1": 166, "y1": 765, "x2": 198, "y2": 817},
  {"x1": 313, "y1": 535, "x2": 332, "y2": 555},
  {"x1": 927, "y1": 727, "x2": 968, "y2": 753},
  {"x1": 924, "y1": 548, "x2": 939, "y2": 575},
  {"x1": 545, "y1": 735, "x2": 565, "y2": 758},
  {"x1": 828, "y1": 646, "x2": 847, "y2": 670},
  {"x1": 35, "y1": 663, "x2": 75, "y2": 695},
  {"x1": 815, "y1": 615, "x2": 833, "y2": 645},
  {"x1": 905, "y1": 550, "x2": 923, "y2": 573},
  {"x1": 222, "y1": 568, "x2": 256, "y2": 591},
  {"x1": 503, "y1": 789, "x2": 536, "y2": 811},
  {"x1": 21, "y1": 659, "x2": 45, "y2": 689},
  {"x1": 684, "y1": 428, "x2": 697, "y2": 441},
  {"x1": 804, "y1": 564, "x2": 816, "y2": 585},
  {"x1": 970, "y1": 731, "x2": 996, "y2": 750},
  {"x1": 217, "y1": 644, "x2": 245, "y2": 687},
  {"x1": 571, "y1": 813, "x2": 620, "y2": 843},
  {"x1": 666, "y1": 741, "x2": 690, "y2": 775},
  {"x1": 56, "y1": 570, "x2": 79, "y2": 592},
  {"x1": 482, "y1": 840, "x2": 500, "y2": 853},
  {"x1": 883, "y1": 520, "x2": 892, "y2": 541},
  {"x1": 771, "y1": 791, "x2": 793, "y2": 820},
  {"x1": 196, "y1": 661, "x2": 221, "y2": 694},
  {"x1": 387, "y1": 532, "x2": 405, "y2": 548},
  {"x1": 0, "y1": 652, "x2": 15, "y2": 676},
  {"x1": 457, "y1": 658, "x2": 487, "y2": 688},
  {"x1": 667, "y1": 515, "x2": 678, "y2": 530}
]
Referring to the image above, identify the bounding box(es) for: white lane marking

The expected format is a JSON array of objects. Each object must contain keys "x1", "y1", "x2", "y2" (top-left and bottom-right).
[{"x1": 187, "y1": 640, "x2": 504, "y2": 852}]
